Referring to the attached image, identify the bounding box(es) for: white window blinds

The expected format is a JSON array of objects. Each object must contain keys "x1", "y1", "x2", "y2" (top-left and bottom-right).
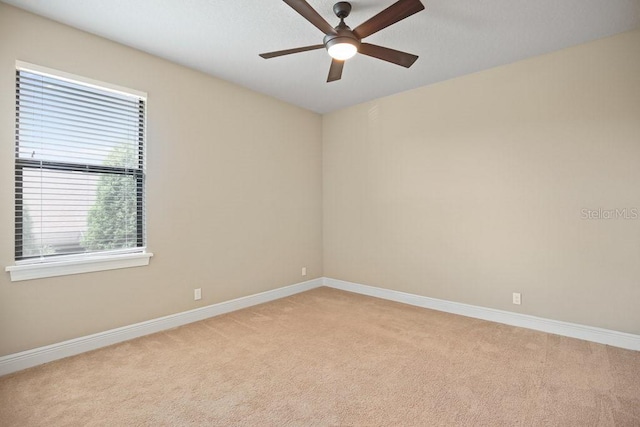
[{"x1": 15, "y1": 66, "x2": 146, "y2": 261}]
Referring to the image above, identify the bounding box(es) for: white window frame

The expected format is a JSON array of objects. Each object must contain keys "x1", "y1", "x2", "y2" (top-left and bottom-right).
[{"x1": 5, "y1": 61, "x2": 152, "y2": 282}]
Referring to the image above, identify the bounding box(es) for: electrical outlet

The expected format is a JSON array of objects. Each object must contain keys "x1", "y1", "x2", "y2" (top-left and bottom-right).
[
  {"x1": 512, "y1": 292, "x2": 521, "y2": 305},
  {"x1": 194, "y1": 288, "x2": 202, "y2": 301},
  {"x1": 302, "y1": 267, "x2": 307, "y2": 276}
]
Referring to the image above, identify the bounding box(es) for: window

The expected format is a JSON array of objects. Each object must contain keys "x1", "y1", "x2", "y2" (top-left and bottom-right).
[{"x1": 6, "y1": 62, "x2": 151, "y2": 281}]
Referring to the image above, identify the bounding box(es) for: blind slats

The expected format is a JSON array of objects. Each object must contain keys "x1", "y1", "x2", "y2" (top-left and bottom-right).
[
  {"x1": 17, "y1": 134, "x2": 143, "y2": 156},
  {"x1": 17, "y1": 121, "x2": 140, "y2": 146},
  {"x1": 17, "y1": 110, "x2": 142, "y2": 135},
  {"x1": 15, "y1": 68, "x2": 146, "y2": 260},
  {"x1": 17, "y1": 76, "x2": 142, "y2": 109},
  {"x1": 17, "y1": 95, "x2": 143, "y2": 123}
]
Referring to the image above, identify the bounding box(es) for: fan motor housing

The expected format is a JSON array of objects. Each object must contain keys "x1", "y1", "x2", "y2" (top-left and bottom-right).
[{"x1": 323, "y1": 25, "x2": 361, "y2": 51}]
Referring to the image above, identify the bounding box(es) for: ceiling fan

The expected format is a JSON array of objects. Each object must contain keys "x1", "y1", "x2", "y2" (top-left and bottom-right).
[{"x1": 259, "y1": 0, "x2": 425, "y2": 82}]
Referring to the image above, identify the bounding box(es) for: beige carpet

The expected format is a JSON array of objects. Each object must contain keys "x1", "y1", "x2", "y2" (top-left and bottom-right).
[{"x1": 0, "y1": 287, "x2": 639, "y2": 426}]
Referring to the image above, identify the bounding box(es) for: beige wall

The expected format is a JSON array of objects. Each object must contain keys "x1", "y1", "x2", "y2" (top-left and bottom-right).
[
  {"x1": 0, "y1": 4, "x2": 323, "y2": 356},
  {"x1": 323, "y1": 30, "x2": 640, "y2": 335}
]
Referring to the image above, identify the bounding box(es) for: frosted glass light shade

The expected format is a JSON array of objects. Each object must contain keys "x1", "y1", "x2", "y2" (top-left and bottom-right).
[{"x1": 327, "y1": 42, "x2": 358, "y2": 60}]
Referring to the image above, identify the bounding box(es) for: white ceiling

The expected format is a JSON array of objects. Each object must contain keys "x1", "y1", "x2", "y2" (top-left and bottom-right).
[{"x1": 3, "y1": 0, "x2": 639, "y2": 113}]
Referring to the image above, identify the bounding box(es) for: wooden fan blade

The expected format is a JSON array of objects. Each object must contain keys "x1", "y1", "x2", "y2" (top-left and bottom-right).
[
  {"x1": 284, "y1": 0, "x2": 338, "y2": 35},
  {"x1": 260, "y1": 44, "x2": 324, "y2": 59},
  {"x1": 353, "y1": 0, "x2": 424, "y2": 40},
  {"x1": 359, "y1": 43, "x2": 418, "y2": 68},
  {"x1": 327, "y1": 59, "x2": 344, "y2": 82}
]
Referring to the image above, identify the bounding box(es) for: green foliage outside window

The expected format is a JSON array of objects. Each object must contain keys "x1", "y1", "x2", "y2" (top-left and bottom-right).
[{"x1": 82, "y1": 145, "x2": 139, "y2": 251}]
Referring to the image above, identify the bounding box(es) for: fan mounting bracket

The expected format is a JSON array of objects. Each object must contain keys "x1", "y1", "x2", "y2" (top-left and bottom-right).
[{"x1": 333, "y1": 2, "x2": 352, "y2": 20}]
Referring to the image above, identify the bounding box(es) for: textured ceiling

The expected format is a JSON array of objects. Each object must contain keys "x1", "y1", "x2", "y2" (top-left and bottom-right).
[{"x1": 3, "y1": 0, "x2": 639, "y2": 113}]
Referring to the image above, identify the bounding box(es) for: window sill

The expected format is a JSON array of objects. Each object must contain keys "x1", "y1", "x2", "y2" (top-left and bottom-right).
[{"x1": 5, "y1": 252, "x2": 153, "y2": 282}]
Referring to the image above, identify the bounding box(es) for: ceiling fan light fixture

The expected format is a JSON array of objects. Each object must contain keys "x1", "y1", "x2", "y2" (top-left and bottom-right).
[
  {"x1": 259, "y1": 0, "x2": 425, "y2": 82},
  {"x1": 325, "y1": 37, "x2": 359, "y2": 60}
]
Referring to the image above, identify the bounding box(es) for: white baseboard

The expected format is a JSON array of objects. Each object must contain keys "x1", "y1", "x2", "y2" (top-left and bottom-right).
[
  {"x1": 0, "y1": 278, "x2": 323, "y2": 377},
  {"x1": 2, "y1": 276, "x2": 637, "y2": 377},
  {"x1": 323, "y1": 277, "x2": 640, "y2": 351}
]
